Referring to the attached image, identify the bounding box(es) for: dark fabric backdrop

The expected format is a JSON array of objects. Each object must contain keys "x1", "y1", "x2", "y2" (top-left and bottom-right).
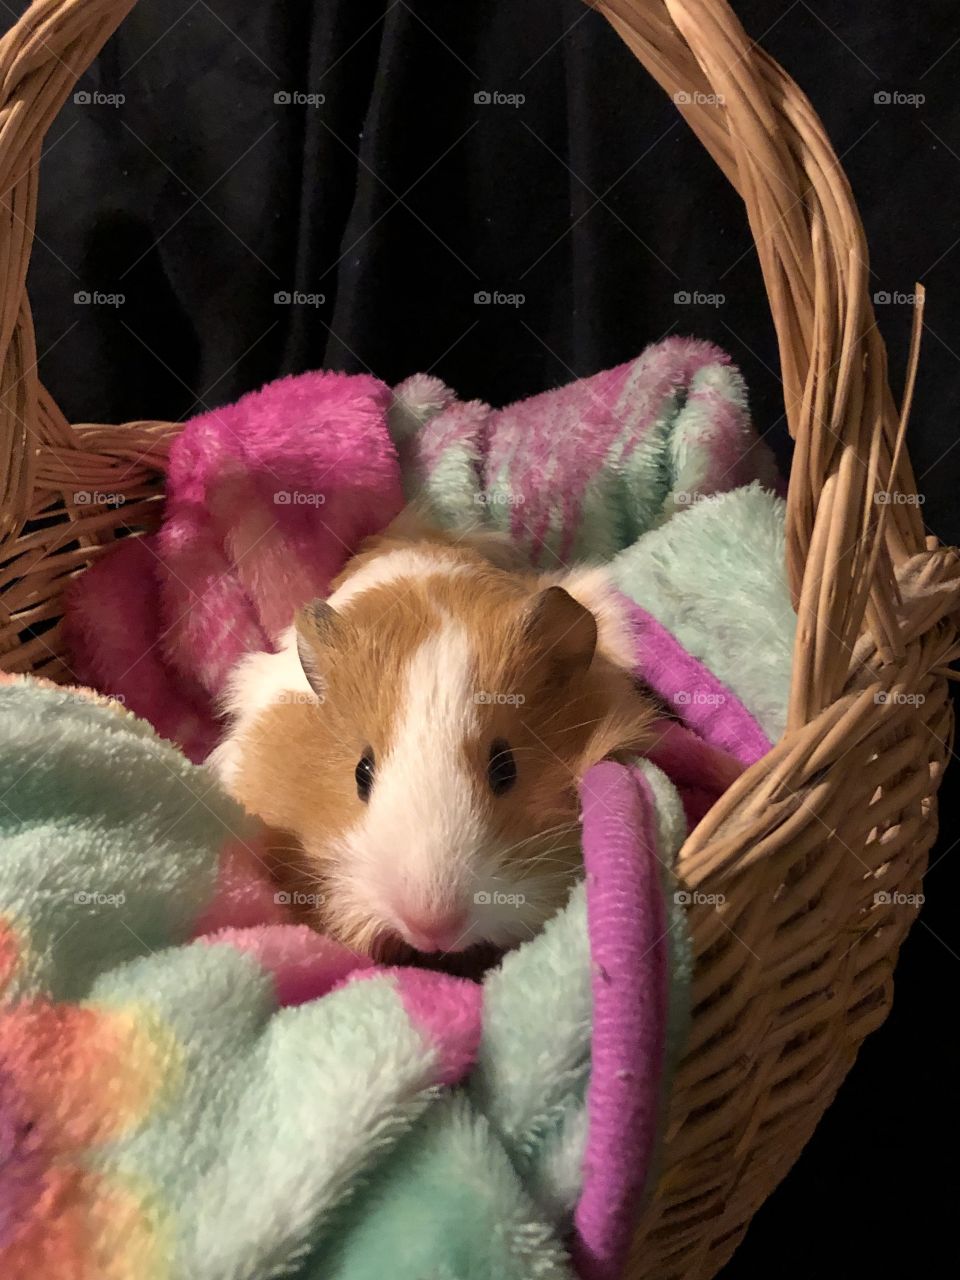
[{"x1": 9, "y1": 1, "x2": 959, "y2": 1273}]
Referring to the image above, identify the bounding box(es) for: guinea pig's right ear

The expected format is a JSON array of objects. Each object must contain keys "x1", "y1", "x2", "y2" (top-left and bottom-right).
[
  {"x1": 295, "y1": 599, "x2": 341, "y2": 695},
  {"x1": 522, "y1": 585, "x2": 597, "y2": 676}
]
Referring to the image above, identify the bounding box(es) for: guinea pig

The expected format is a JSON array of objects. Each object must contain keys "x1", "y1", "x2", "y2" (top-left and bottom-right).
[{"x1": 210, "y1": 513, "x2": 655, "y2": 960}]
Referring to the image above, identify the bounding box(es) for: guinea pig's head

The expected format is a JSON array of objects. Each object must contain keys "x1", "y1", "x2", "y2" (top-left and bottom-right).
[{"x1": 225, "y1": 569, "x2": 652, "y2": 958}]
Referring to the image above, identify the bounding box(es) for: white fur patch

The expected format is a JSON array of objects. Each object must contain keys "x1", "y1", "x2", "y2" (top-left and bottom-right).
[
  {"x1": 337, "y1": 616, "x2": 485, "y2": 942},
  {"x1": 327, "y1": 547, "x2": 471, "y2": 611},
  {"x1": 208, "y1": 625, "x2": 313, "y2": 790}
]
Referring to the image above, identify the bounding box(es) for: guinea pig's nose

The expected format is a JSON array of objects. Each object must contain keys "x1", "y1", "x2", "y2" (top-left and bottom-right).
[{"x1": 394, "y1": 906, "x2": 471, "y2": 953}]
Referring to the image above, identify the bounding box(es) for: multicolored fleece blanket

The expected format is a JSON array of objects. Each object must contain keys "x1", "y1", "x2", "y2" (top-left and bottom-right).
[
  {"x1": 64, "y1": 337, "x2": 780, "y2": 763},
  {"x1": 3, "y1": 338, "x2": 790, "y2": 1280}
]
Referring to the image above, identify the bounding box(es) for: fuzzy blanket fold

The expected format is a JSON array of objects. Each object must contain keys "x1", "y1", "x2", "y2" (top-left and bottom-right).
[{"x1": 0, "y1": 676, "x2": 700, "y2": 1280}]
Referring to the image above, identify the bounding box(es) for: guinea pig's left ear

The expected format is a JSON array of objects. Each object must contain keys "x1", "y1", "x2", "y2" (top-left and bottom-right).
[
  {"x1": 522, "y1": 585, "x2": 597, "y2": 674},
  {"x1": 295, "y1": 600, "x2": 341, "y2": 694}
]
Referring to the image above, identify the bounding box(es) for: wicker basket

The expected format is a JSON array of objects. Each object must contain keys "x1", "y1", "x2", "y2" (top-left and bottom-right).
[{"x1": 1, "y1": 2, "x2": 958, "y2": 1277}]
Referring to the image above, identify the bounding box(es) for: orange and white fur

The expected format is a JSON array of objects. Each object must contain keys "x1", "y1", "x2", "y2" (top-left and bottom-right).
[{"x1": 210, "y1": 512, "x2": 655, "y2": 958}]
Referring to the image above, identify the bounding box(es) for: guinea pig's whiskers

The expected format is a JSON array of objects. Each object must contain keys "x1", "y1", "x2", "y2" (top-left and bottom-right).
[
  {"x1": 525, "y1": 828, "x2": 581, "y2": 858},
  {"x1": 493, "y1": 822, "x2": 579, "y2": 862},
  {"x1": 532, "y1": 708, "x2": 582, "y2": 734},
  {"x1": 553, "y1": 715, "x2": 608, "y2": 734},
  {"x1": 511, "y1": 862, "x2": 579, "y2": 880},
  {"x1": 519, "y1": 820, "x2": 577, "y2": 841},
  {"x1": 531, "y1": 830, "x2": 581, "y2": 855},
  {"x1": 533, "y1": 690, "x2": 595, "y2": 726},
  {"x1": 492, "y1": 853, "x2": 575, "y2": 876},
  {"x1": 522, "y1": 848, "x2": 579, "y2": 876},
  {"x1": 521, "y1": 861, "x2": 582, "y2": 884}
]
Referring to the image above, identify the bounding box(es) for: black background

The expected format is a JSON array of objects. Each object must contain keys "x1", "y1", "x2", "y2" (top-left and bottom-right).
[{"x1": 8, "y1": 1, "x2": 960, "y2": 1274}]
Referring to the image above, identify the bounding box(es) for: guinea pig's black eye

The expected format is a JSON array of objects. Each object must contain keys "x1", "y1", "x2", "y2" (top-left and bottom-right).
[
  {"x1": 355, "y1": 749, "x2": 375, "y2": 802},
  {"x1": 487, "y1": 739, "x2": 517, "y2": 796}
]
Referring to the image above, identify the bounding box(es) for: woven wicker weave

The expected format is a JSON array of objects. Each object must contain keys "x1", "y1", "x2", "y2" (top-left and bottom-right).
[{"x1": 1, "y1": 2, "x2": 957, "y2": 1277}]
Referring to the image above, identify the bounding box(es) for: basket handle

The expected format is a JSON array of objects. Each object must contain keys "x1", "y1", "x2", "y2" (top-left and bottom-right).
[
  {"x1": 595, "y1": 0, "x2": 927, "y2": 728},
  {"x1": 0, "y1": 0, "x2": 136, "y2": 540}
]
